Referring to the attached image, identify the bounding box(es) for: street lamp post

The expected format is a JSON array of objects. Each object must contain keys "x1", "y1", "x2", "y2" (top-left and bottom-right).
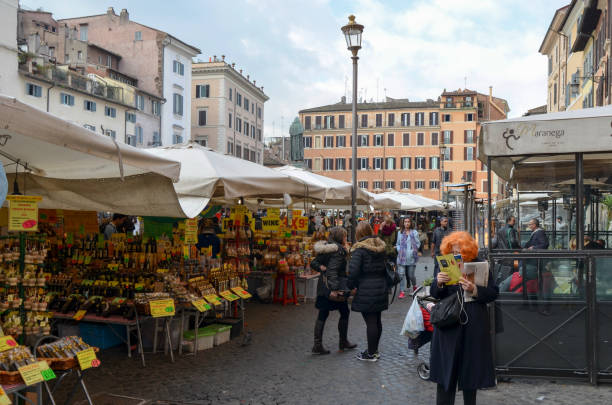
[{"x1": 341, "y1": 15, "x2": 364, "y2": 243}]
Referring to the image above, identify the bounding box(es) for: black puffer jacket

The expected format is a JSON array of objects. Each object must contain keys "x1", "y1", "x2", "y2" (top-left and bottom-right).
[
  {"x1": 310, "y1": 241, "x2": 349, "y2": 298},
  {"x1": 348, "y1": 236, "x2": 388, "y2": 313}
]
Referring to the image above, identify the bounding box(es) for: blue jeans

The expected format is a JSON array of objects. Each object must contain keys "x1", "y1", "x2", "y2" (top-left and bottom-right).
[{"x1": 398, "y1": 264, "x2": 416, "y2": 293}]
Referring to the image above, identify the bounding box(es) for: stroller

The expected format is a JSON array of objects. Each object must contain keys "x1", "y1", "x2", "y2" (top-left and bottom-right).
[{"x1": 408, "y1": 285, "x2": 437, "y2": 380}]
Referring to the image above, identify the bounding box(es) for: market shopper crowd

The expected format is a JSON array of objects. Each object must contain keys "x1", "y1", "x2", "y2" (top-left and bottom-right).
[{"x1": 308, "y1": 211, "x2": 499, "y2": 404}]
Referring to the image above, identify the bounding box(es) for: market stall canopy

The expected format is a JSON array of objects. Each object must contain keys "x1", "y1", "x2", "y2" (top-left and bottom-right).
[
  {"x1": 147, "y1": 144, "x2": 310, "y2": 218},
  {"x1": 273, "y1": 165, "x2": 372, "y2": 205},
  {"x1": 0, "y1": 95, "x2": 188, "y2": 217},
  {"x1": 372, "y1": 191, "x2": 442, "y2": 211},
  {"x1": 479, "y1": 105, "x2": 612, "y2": 189}
]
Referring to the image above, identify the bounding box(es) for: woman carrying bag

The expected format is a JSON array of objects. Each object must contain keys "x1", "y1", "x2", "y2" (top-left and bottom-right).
[
  {"x1": 429, "y1": 232, "x2": 498, "y2": 405},
  {"x1": 396, "y1": 217, "x2": 420, "y2": 298},
  {"x1": 348, "y1": 222, "x2": 388, "y2": 362},
  {"x1": 310, "y1": 227, "x2": 357, "y2": 355}
]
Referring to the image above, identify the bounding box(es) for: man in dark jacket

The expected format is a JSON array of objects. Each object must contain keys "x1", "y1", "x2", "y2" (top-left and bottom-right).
[
  {"x1": 493, "y1": 216, "x2": 520, "y2": 249},
  {"x1": 307, "y1": 216, "x2": 316, "y2": 236},
  {"x1": 348, "y1": 223, "x2": 388, "y2": 362},
  {"x1": 430, "y1": 217, "x2": 451, "y2": 274},
  {"x1": 524, "y1": 218, "x2": 549, "y2": 250},
  {"x1": 309, "y1": 227, "x2": 356, "y2": 355},
  {"x1": 523, "y1": 218, "x2": 549, "y2": 282}
]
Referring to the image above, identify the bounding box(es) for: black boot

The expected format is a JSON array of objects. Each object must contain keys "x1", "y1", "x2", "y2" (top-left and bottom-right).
[
  {"x1": 312, "y1": 320, "x2": 330, "y2": 355},
  {"x1": 338, "y1": 318, "x2": 357, "y2": 351}
]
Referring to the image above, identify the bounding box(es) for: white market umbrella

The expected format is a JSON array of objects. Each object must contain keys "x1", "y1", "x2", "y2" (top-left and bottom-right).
[
  {"x1": 273, "y1": 165, "x2": 372, "y2": 205},
  {"x1": 147, "y1": 143, "x2": 310, "y2": 218},
  {"x1": 374, "y1": 191, "x2": 443, "y2": 211},
  {"x1": 0, "y1": 95, "x2": 187, "y2": 217}
]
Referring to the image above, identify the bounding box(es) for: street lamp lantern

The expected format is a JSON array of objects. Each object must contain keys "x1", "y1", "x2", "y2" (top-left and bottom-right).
[
  {"x1": 341, "y1": 14, "x2": 364, "y2": 243},
  {"x1": 341, "y1": 15, "x2": 364, "y2": 55}
]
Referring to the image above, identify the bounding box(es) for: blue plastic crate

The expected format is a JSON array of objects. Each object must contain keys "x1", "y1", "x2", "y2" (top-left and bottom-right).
[{"x1": 79, "y1": 322, "x2": 125, "y2": 350}]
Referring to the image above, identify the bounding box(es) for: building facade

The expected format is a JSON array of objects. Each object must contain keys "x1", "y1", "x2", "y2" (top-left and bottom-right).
[
  {"x1": 58, "y1": 8, "x2": 200, "y2": 146},
  {"x1": 540, "y1": 0, "x2": 610, "y2": 112},
  {"x1": 191, "y1": 59, "x2": 268, "y2": 163},
  {"x1": 299, "y1": 89, "x2": 508, "y2": 201}
]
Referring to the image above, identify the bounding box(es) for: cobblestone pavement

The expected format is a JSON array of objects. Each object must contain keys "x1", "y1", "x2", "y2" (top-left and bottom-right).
[{"x1": 53, "y1": 256, "x2": 612, "y2": 405}]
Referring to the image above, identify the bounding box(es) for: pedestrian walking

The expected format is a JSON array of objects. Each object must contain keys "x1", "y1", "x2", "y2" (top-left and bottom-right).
[
  {"x1": 430, "y1": 217, "x2": 451, "y2": 271},
  {"x1": 309, "y1": 227, "x2": 356, "y2": 355},
  {"x1": 430, "y1": 232, "x2": 498, "y2": 405},
  {"x1": 348, "y1": 222, "x2": 388, "y2": 362},
  {"x1": 396, "y1": 217, "x2": 420, "y2": 298}
]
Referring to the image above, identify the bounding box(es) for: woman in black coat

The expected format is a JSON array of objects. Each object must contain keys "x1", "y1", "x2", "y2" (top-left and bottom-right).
[
  {"x1": 310, "y1": 227, "x2": 356, "y2": 355},
  {"x1": 430, "y1": 231, "x2": 498, "y2": 405},
  {"x1": 348, "y1": 221, "x2": 388, "y2": 362}
]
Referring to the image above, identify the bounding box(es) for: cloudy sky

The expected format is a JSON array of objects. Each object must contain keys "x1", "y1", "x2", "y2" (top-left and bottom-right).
[{"x1": 31, "y1": 0, "x2": 569, "y2": 138}]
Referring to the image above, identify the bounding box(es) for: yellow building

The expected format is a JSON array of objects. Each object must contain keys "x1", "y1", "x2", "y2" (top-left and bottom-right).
[{"x1": 540, "y1": 0, "x2": 607, "y2": 112}]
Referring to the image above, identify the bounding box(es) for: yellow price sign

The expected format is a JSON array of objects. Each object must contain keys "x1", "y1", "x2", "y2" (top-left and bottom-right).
[
  {"x1": 73, "y1": 310, "x2": 87, "y2": 321},
  {"x1": 192, "y1": 299, "x2": 211, "y2": 312},
  {"x1": 219, "y1": 290, "x2": 240, "y2": 302},
  {"x1": 0, "y1": 336, "x2": 18, "y2": 352},
  {"x1": 231, "y1": 287, "x2": 252, "y2": 299},
  {"x1": 0, "y1": 385, "x2": 11, "y2": 405},
  {"x1": 76, "y1": 348, "x2": 100, "y2": 370},
  {"x1": 203, "y1": 295, "x2": 223, "y2": 306},
  {"x1": 184, "y1": 219, "x2": 198, "y2": 245},
  {"x1": 261, "y1": 217, "x2": 280, "y2": 232},
  {"x1": 150, "y1": 299, "x2": 175, "y2": 317},
  {"x1": 156, "y1": 268, "x2": 169, "y2": 274},
  {"x1": 6, "y1": 195, "x2": 42, "y2": 232},
  {"x1": 18, "y1": 363, "x2": 44, "y2": 386}
]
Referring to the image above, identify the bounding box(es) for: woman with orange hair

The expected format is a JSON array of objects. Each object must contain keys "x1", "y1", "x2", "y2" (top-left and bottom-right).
[{"x1": 429, "y1": 232, "x2": 498, "y2": 405}]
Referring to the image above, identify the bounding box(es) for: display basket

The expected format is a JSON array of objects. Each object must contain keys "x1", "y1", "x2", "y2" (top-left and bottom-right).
[
  {"x1": 36, "y1": 347, "x2": 99, "y2": 371},
  {"x1": 0, "y1": 359, "x2": 52, "y2": 385}
]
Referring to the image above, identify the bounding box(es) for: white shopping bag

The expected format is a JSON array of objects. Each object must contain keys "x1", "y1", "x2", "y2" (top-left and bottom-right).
[{"x1": 400, "y1": 298, "x2": 424, "y2": 339}]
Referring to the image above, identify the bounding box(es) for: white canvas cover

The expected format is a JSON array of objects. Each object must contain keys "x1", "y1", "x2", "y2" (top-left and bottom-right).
[
  {"x1": 0, "y1": 95, "x2": 189, "y2": 217},
  {"x1": 147, "y1": 144, "x2": 311, "y2": 218},
  {"x1": 374, "y1": 191, "x2": 443, "y2": 211},
  {"x1": 273, "y1": 165, "x2": 373, "y2": 205}
]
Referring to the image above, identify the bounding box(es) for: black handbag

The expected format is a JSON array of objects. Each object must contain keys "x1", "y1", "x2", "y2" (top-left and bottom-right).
[
  {"x1": 385, "y1": 261, "x2": 401, "y2": 288},
  {"x1": 430, "y1": 290, "x2": 467, "y2": 329}
]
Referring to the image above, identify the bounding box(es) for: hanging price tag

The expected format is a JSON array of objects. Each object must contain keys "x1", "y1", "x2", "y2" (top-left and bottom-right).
[
  {"x1": 231, "y1": 287, "x2": 252, "y2": 299},
  {"x1": 203, "y1": 295, "x2": 223, "y2": 306},
  {"x1": 219, "y1": 290, "x2": 240, "y2": 302},
  {"x1": 192, "y1": 299, "x2": 211, "y2": 312},
  {"x1": 0, "y1": 386, "x2": 11, "y2": 405},
  {"x1": 0, "y1": 336, "x2": 18, "y2": 352},
  {"x1": 73, "y1": 310, "x2": 87, "y2": 321},
  {"x1": 18, "y1": 363, "x2": 44, "y2": 386},
  {"x1": 38, "y1": 361, "x2": 56, "y2": 381},
  {"x1": 149, "y1": 299, "x2": 175, "y2": 317},
  {"x1": 76, "y1": 348, "x2": 100, "y2": 370}
]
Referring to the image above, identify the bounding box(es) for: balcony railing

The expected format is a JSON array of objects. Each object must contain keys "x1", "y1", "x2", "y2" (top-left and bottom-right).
[{"x1": 21, "y1": 62, "x2": 126, "y2": 105}]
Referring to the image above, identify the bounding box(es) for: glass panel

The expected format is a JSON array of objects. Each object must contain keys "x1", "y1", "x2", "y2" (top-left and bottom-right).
[
  {"x1": 491, "y1": 155, "x2": 576, "y2": 252},
  {"x1": 596, "y1": 257, "x2": 612, "y2": 376},
  {"x1": 493, "y1": 256, "x2": 587, "y2": 371},
  {"x1": 582, "y1": 152, "x2": 612, "y2": 250}
]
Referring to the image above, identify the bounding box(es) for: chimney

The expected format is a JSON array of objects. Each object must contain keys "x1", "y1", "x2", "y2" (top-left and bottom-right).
[
  {"x1": 489, "y1": 86, "x2": 493, "y2": 101},
  {"x1": 239, "y1": 69, "x2": 242, "y2": 74},
  {"x1": 253, "y1": 80, "x2": 256, "y2": 85},
  {"x1": 341, "y1": 96, "x2": 346, "y2": 103},
  {"x1": 213, "y1": 55, "x2": 217, "y2": 62},
  {"x1": 247, "y1": 75, "x2": 250, "y2": 80},
  {"x1": 209, "y1": 57, "x2": 211, "y2": 62},
  {"x1": 221, "y1": 55, "x2": 225, "y2": 61},
  {"x1": 107, "y1": 7, "x2": 115, "y2": 15},
  {"x1": 119, "y1": 9, "x2": 129, "y2": 24},
  {"x1": 261, "y1": 86, "x2": 264, "y2": 91},
  {"x1": 231, "y1": 63, "x2": 235, "y2": 68}
]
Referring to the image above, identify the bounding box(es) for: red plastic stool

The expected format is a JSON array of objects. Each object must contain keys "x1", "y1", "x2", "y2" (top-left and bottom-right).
[{"x1": 273, "y1": 273, "x2": 298, "y2": 305}]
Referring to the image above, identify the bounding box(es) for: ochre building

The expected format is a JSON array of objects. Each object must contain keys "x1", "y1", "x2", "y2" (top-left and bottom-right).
[{"x1": 299, "y1": 88, "x2": 509, "y2": 201}]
